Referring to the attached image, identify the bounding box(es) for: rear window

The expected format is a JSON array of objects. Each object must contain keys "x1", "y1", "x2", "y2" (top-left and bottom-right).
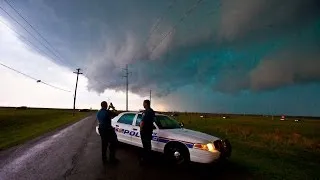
[
  {"x1": 135, "y1": 114, "x2": 156, "y2": 129},
  {"x1": 155, "y1": 115, "x2": 181, "y2": 129},
  {"x1": 117, "y1": 113, "x2": 135, "y2": 125},
  {"x1": 135, "y1": 114, "x2": 142, "y2": 126}
]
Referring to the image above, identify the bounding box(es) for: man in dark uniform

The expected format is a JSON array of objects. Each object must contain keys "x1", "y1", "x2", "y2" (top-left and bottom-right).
[
  {"x1": 96, "y1": 101, "x2": 119, "y2": 164},
  {"x1": 139, "y1": 99, "x2": 155, "y2": 164}
]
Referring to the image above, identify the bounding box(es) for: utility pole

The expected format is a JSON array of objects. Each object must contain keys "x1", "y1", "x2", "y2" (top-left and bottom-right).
[
  {"x1": 122, "y1": 64, "x2": 131, "y2": 111},
  {"x1": 150, "y1": 90, "x2": 152, "y2": 106},
  {"x1": 73, "y1": 68, "x2": 82, "y2": 116}
]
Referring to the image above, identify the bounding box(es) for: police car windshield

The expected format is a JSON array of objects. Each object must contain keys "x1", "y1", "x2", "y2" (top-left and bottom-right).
[{"x1": 155, "y1": 115, "x2": 181, "y2": 129}]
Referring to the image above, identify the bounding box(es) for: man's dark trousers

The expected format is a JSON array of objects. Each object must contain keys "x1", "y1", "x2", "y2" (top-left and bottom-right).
[
  {"x1": 140, "y1": 130, "x2": 152, "y2": 162},
  {"x1": 98, "y1": 126, "x2": 117, "y2": 161}
]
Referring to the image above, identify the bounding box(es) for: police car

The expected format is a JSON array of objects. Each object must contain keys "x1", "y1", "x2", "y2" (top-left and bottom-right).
[{"x1": 96, "y1": 112, "x2": 231, "y2": 164}]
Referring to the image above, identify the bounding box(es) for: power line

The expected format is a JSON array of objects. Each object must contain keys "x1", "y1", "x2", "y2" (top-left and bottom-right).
[
  {"x1": 0, "y1": 19, "x2": 57, "y2": 62},
  {"x1": 118, "y1": 0, "x2": 203, "y2": 109},
  {"x1": 80, "y1": 0, "x2": 177, "y2": 88},
  {"x1": 149, "y1": 0, "x2": 204, "y2": 55},
  {"x1": 0, "y1": 19, "x2": 74, "y2": 93},
  {"x1": 0, "y1": 18, "x2": 80, "y2": 93},
  {"x1": 3, "y1": 0, "x2": 65, "y2": 62},
  {"x1": 131, "y1": 0, "x2": 177, "y2": 62},
  {"x1": 0, "y1": 62, "x2": 38, "y2": 81},
  {"x1": 147, "y1": 0, "x2": 177, "y2": 46},
  {"x1": 108, "y1": 0, "x2": 177, "y2": 111},
  {"x1": 40, "y1": 81, "x2": 71, "y2": 92},
  {"x1": 130, "y1": 0, "x2": 204, "y2": 63},
  {"x1": 104, "y1": 0, "x2": 203, "y2": 110},
  {"x1": 0, "y1": 6, "x2": 68, "y2": 66},
  {"x1": 0, "y1": 61, "x2": 71, "y2": 92}
]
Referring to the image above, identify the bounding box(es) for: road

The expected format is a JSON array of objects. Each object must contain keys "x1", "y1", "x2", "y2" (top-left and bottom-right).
[{"x1": 0, "y1": 115, "x2": 251, "y2": 180}]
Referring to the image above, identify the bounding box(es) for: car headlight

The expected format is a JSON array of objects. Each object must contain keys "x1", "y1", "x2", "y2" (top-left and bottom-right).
[{"x1": 194, "y1": 143, "x2": 215, "y2": 152}]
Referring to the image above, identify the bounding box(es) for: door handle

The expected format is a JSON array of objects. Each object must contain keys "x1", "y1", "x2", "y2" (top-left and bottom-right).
[{"x1": 132, "y1": 128, "x2": 137, "y2": 131}]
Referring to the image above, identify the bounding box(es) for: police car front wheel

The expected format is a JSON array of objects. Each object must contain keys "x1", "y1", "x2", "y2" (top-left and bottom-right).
[{"x1": 164, "y1": 142, "x2": 190, "y2": 165}]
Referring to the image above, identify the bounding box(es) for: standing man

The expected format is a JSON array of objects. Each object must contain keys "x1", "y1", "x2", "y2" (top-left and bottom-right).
[
  {"x1": 139, "y1": 99, "x2": 155, "y2": 164},
  {"x1": 96, "y1": 101, "x2": 119, "y2": 164}
]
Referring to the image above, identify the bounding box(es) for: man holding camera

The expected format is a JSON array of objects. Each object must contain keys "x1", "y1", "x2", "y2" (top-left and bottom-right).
[{"x1": 96, "y1": 101, "x2": 119, "y2": 164}]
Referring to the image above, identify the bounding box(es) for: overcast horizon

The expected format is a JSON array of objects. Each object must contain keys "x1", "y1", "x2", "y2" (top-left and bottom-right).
[{"x1": 1, "y1": 0, "x2": 320, "y2": 116}]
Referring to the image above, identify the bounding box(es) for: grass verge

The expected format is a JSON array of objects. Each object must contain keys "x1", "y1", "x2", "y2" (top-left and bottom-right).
[
  {"x1": 173, "y1": 113, "x2": 320, "y2": 179},
  {"x1": 0, "y1": 108, "x2": 93, "y2": 150}
]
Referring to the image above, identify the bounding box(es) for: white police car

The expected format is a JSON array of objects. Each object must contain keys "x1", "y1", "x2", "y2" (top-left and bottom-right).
[{"x1": 96, "y1": 112, "x2": 231, "y2": 164}]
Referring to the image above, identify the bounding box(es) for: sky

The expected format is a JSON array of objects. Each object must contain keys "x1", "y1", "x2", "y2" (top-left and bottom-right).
[{"x1": 0, "y1": 0, "x2": 320, "y2": 116}]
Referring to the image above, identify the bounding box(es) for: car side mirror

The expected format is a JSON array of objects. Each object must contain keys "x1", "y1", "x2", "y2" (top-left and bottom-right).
[{"x1": 179, "y1": 122, "x2": 184, "y2": 128}]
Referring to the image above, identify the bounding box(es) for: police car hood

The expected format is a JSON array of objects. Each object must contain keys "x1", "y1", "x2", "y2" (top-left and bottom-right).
[{"x1": 162, "y1": 128, "x2": 220, "y2": 144}]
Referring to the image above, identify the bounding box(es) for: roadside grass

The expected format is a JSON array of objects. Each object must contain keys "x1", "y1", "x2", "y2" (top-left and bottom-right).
[
  {"x1": 0, "y1": 108, "x2": 93, "y2": 150},
  {"x1": 174, "y1": 114, "x2": 320, "y2": 179}
]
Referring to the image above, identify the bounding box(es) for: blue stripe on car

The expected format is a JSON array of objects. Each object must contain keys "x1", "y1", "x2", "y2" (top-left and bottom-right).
[
  {"x1": 157, "y1": 137, "x2": 169, "y2": 143},
  {"x1": 116, "y1": 128, "x2": 195, "y2": 148},
  {"x1": 157, "y1": 137, "x2": 194, "y2": 148}
]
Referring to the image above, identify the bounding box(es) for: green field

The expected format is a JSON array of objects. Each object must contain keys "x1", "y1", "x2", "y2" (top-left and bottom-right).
[
  {"x1": 171, "y1": 113, "x2": 320, "y2": 179},
  {"x1": 0, "y1": 107, "x2": 92, "y2": 150},
  {"x1": 1, "y1": 108, "x2": 319, "y2": 179}
]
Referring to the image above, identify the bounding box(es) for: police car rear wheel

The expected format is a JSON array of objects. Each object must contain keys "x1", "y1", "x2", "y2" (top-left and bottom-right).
[{"x1": 164, "y1": 143, "x2": 189, "y2": 165}]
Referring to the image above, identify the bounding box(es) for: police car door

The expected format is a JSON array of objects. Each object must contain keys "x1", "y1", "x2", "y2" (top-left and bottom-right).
[
  {"x1": 114, "y1": 113, "x2": 136, "y2": 145},
  {"x1": 132, "y1": 113, "x2": 160, "y2": 152}
]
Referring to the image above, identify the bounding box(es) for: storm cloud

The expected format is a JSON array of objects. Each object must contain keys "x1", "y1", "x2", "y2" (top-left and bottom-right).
[
  {"x1": 80, "y1": 0, "x2": 320, "y2": 97},
  {"x1": 2, "y1": 0, "x2": 320, "y2": 115},
  {"x1": 250, "y1": 50, "x2": 320, "y2": 91}
]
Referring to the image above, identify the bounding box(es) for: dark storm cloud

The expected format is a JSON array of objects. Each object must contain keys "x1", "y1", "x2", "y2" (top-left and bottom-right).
[
  {"x1": 83, "y1": 0, "x2": 219, "y2": 95},
  {"x1": 80, "y1": 0, "x2": 320, "y2": 97},
  {"x1": 10, "y1": 0, "x2": 319, "y2": 96},
  {"x1": 5, "y1": 0, "x2": 320, "y2": 115},
  {"x1": 250, "y1": 50, "x2": 320, "y2": 91},
  {"x1": 218, "y1": 0, "x2": 320, "y2": 42},
  {"x1": 213, "y1": 19, "x2": 320, "y2": 93}
]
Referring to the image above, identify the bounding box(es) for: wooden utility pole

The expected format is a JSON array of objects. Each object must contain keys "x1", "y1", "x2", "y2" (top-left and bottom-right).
[
  {"x1": 122, "y1": 64, "x2": 131, "y2": 111},
  {"x1": 150, "y1": 90, "x2": 152, "y2": 106},
  {"x1": 73, "y1": 68, "x2": 82, "y2": 116}
]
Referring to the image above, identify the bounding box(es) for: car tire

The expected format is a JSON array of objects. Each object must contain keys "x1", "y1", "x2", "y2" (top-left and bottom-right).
[{"x1": 164, "y1": 142, "x2": 190, "y2": 165}]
